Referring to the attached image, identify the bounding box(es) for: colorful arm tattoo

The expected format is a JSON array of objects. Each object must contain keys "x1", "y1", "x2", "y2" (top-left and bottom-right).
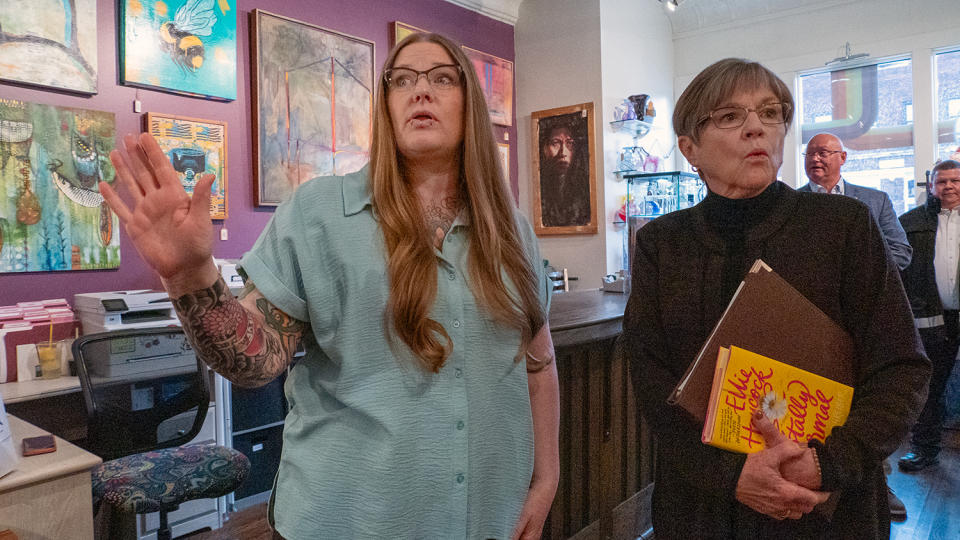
[{"x1": 171, "y1": 276, "x2": 307, "y2": 387}]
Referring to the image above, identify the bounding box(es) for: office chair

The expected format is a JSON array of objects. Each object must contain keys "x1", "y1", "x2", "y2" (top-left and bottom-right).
[{"x1": 73, "y1": 327, "x2": 250, "y2": 540}]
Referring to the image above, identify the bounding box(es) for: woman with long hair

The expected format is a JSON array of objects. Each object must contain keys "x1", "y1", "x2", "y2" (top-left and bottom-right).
[{"x1": 102, "y1": 32, "x2": 559, "y2": 540}]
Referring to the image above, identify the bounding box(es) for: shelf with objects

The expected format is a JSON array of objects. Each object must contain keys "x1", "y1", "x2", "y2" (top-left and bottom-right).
[{"x1": 619, "y1": 171, "x2": 706, "y2": 287}]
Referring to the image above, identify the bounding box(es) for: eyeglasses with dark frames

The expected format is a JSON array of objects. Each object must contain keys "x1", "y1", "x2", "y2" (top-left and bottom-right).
[
  {"x1": 802, "y1": 150, "x2": 844, "y2": 160},
  {"x1": 699, "y1": 102, "x2": 791, "y2": 129},
  {"x1": 384, "y1": 64, "x2": 463, "y2": 92}
]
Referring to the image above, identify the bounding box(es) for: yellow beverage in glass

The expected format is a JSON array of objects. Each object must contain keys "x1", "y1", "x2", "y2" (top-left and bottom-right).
[{"x1": 36, "y1": 343, "x2": 61, "y2": 379}]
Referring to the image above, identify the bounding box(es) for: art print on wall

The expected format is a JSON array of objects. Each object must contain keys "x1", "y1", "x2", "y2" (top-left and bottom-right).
[
  {"x1": 121, "y1": 0, "x2": 237, "y2": 101},
  {"x1": 0, "y1": 99, "x2": 119, "y2": 273},
  {"x1": 498, "y1": 142, "x2": 510, "y2": 185},
  {"x1": 530, "y1": 103, "x2": 598, "y2": 236},
  {"x1": 0, "y1": 0, "x2": 98, "y2": 94},
  {"x1": 462, "y1": 46, "x2": 513, "y2": 126},
  {"x1": 392, "y1": 21, "x2": 427, "y2": 48},
  {"x1": 146, "y1": 113, "x2": 228, "y2": 219},
  {"x1": 251, "y1": 10, "x2": 374, "y2": 206}
]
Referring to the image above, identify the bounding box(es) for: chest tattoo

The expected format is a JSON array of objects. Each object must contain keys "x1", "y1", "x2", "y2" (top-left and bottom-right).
[{"x1": 424, "y1": 195, "x2": 462, "y2": 248}]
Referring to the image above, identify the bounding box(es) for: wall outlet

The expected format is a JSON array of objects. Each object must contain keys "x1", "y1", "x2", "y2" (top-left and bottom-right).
[
  {"x1": 220, "y1": 228, "x2": 228, "y2": 241},
  {"x1": 134, "y1": 99, "x2": 141, "y2": 113}
]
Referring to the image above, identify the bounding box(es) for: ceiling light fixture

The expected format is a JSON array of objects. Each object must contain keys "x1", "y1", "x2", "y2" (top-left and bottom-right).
[
  {"x1": 825, "y1": 42, "x2": 870, "y2": 66},
  {"x1": 659, "y1": 0, "x2": 679, "y2": 12}
]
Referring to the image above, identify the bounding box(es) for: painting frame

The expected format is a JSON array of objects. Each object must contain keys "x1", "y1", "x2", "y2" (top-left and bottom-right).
[
  {"x1": 497, "y1": 142, "x2": 510, "y2": 185},
  {"x1": 250, "y1": 9, "x2": 375, "y2": 207},
  {"x1": 145, "y1": 112, "x2": 228, "y2": 220},
  {"x1": 0, "y1": 99, "x2": 119, "y2": 273},
  {"x1": 530, "y1": 102, "x2": 598, "y2": 236},
  {"x1": 461, "y1": 46, "x2": 514, "y2": 127},
  {"x1": 392, "y1": 21, "x2": 428, "y2": 48},
  {"x1": 0, "y1": 0, "x2": 98, "y2": 94},
  {"x1": 120, "y1": 0, "x2": 238, "y2": 101}
]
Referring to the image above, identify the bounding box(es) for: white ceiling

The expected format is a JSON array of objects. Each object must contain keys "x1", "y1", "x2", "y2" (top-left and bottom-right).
[
  {"x1": 446, "y1": 0, "x2": 860, "y2": 33},
  {"x1": 662, "y1": 0, "x2": 860, "y2": 37}
]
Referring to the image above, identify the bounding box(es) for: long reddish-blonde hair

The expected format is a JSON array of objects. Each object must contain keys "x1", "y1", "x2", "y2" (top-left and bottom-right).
[{"x1": 370, "y1": 33, "x2": 545, "y2": 372}]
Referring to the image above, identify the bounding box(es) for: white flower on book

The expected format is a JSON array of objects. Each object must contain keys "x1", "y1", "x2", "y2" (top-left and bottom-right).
[{"x1": 760, "y1": 391, "x2": 787, "y2": 420}]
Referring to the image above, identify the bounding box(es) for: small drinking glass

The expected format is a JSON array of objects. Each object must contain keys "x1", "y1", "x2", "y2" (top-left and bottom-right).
[{"x1": 36, "y1": 342, "x2": 62, "y2": 380}]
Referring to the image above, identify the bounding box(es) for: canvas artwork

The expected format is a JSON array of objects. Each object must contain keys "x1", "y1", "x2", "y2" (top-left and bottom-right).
[
  {"x1": 0, "y1": 99, "x2": 119, "y2": 273},
  {"x1": 531, "y1": 103, "x2": 598, "y2": 236},
  {"x1": 0, "y1": 0, "x2": 98, "y2": 93},
  {"x1": 392, "y1": 21, "x2": 427, "y2": 48},
  {"x1": 251, "y1": 10, "x2": 374, "y2": 206},
  {"x1": 462, "y1": 46, "x2": 513, "y2": 126},
  {"x1": 146, "y1": 113, "x2": 228, "y2": 219},
  {"x1": 121, "y1": 0, "x2": 237, "y2": 101},
  {"x1": 498, "y1": 142, "x2": 510, "y2": 185}
]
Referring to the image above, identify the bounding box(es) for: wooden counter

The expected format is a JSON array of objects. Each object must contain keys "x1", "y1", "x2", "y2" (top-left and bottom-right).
[
  {"x1": 545, "y1": 289, "x2": 654, "y2": 540},
  {"x1": 0, "y1": 415, "x2": 101, "y2": 540}
]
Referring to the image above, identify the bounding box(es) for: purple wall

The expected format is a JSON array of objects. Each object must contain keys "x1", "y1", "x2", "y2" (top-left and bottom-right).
[{"x1": 0, "y1": 0, "x2": 516, "y2": 306}]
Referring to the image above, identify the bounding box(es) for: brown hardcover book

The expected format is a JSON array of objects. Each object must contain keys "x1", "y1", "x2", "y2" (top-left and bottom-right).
[{"x1": 668, "y1": 259, "x2": 855, "y2": 422}]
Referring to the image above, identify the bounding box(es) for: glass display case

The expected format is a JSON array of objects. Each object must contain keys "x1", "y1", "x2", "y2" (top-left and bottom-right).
[{"x1": 622, "y1": 171, "x2": 705, "y2": 288}]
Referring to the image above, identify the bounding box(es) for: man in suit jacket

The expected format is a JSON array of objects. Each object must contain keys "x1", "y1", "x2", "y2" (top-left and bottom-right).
[
  {"x1": 799, "y1": 132, "x2": 913, "y2": 522},
  {"x1": 800, "y1": 133, "x2": 912, "y2": 270}
]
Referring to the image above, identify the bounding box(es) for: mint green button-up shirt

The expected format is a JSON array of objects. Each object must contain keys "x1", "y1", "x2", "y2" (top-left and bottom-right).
[{"x1": 240, "y1": 167, "x2": 551, "y2": 540}]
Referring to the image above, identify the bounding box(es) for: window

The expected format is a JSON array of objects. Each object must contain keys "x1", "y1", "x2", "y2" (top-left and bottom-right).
[
  {"x1": 935, "y1": 49, "x2": 960, "y2": 163},
  {"x1": 798, "y1": 58, "x2": 915, "y2": 214}
]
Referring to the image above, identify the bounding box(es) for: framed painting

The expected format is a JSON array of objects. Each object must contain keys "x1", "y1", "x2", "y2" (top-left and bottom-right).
[
  {"x1": 0, "y1": 99, "x2": 119, "y2": 273},
  {"x1": 121, "y1": 0, "x2": 237, "y2": 101},
  {"x1": 251, "y1": 10, "x2": 374, "y2": 206},
  {"x1": 145, "y1": 113, "x2": 228, "y2": 219},
  {"x1": 392, "y1": 21, "x2": 427, "y2": 48},
  {"x1": 498, "y1": 142, "x2": 510, "y2": 185},
  {"x1": 462, "y1": 46, "x2": 513, "y2": 126},
  {"x1": 530, "y1": 103, "x2": 598, "y2": 236},
  {"x1": 0, "y1": 0, "x2": 98, "y2": 93}
]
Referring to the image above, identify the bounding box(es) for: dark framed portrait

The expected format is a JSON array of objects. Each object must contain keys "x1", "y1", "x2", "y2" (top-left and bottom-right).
[{"x1": 530, "y1": 102, "x2": 598, "y2": 235}]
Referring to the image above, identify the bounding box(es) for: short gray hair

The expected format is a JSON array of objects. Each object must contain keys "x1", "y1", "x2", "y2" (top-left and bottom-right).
[
  {"x1": 673, "y1": 58, "x2": 794, "y2": 142},
  {"x1": 932, "y1": 159, "x2": 960, "y2": 181}
]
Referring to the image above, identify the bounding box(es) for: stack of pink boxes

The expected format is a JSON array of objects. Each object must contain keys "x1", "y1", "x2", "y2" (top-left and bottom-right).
[{"x1": 0, "y1": 299, "x2": 82, "y2": 383}]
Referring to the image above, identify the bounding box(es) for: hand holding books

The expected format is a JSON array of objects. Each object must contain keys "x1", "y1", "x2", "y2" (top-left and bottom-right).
[{"x1": 734, "y1": 410, "x2": 831, "y2": 520}]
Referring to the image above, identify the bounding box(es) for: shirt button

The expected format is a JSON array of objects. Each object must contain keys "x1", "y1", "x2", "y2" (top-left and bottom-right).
[
  {"x1": 457, "y1": 420, "x2": 465, "y2": 430},
  {"x1": 456, "y1": 473, "x2": 465, "y2": 484},
  {"x1": 448, "y1": 272, "x2": 456, "y2": 280},
  {"x1": 453, "y1": 320, "x2": 461, "y2": 328},
  {"x1": 455, "y1": 368, "x2": 463, "y2": 378}
]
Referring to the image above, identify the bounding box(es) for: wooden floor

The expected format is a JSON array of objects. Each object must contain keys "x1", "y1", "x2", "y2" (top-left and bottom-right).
[
  {"x1": 889, "y1": 441, "x2": 960, "y2": 540},
  {"x1": 182, "y1": 441, "x2": 960, "y2": 540}
]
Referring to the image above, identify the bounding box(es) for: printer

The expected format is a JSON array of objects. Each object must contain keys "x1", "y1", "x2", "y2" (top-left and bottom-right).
[
  {"x1": 74, "y1": 290, "x2": 181, "y2": 334},
  {"x1": 81, "y1": 329, "x2": 196, "y2": 379}
]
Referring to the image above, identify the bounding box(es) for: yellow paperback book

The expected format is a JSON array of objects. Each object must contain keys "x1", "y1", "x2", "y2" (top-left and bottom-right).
[{"x1": 702, "y1": 345, "x2": 855, "y2": 453}]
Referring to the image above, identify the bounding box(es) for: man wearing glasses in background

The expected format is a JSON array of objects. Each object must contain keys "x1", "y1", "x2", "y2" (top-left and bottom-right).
[
  {"x1": 799, "y1": 132, "x2": 912, "y2": 522},
  {"x1": 800, "y1": 132, "x2": 913, "y2": 270}
]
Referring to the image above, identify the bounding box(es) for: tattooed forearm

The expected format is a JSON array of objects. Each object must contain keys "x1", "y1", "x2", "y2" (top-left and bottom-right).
[
  {"x1": 171, "y1": 276, "x2": 299, "y2": 387},
  {"x1": 256, "y1": 297, "x2": 307, "y2": 356}
]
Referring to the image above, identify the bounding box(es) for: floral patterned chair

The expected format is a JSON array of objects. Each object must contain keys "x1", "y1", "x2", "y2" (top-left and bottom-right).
[{"x1": 73, "y1": 328, "x2": 250, "y2": 540}]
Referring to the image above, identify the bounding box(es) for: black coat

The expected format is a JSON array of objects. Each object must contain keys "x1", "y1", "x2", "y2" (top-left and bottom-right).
[
  {"x1": 623, "y1": 182, "x2": 930, "y2": 539},
  {"x1": 899, "y1": 199, "x2": 943, "y2": 322}
]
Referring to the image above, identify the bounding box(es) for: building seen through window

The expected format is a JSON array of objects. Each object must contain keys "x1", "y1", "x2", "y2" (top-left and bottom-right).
[{"x1": 799, "y1": 59, "x2": 916, "y2": 214}]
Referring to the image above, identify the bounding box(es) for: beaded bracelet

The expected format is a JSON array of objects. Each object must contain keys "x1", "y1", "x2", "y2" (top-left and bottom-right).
[{"x1": 809, "y1": 446, "x2": 823, "y2": 487}]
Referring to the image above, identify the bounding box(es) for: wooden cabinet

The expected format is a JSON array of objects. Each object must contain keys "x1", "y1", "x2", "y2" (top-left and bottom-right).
[{"x1": 544, "y1": 291, "x2": 655, "y2": 540}]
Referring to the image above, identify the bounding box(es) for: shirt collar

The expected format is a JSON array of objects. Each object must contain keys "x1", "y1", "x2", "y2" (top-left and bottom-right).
[
  {"x1": 809, "y1": 178, "x2": 844, "y2": 195},
  {"x1": 341, "y1": 165, "x2": 472, "y2": 228},
  {"x1": 342, "y1": 165, "x2": 372, "y2": 216}
]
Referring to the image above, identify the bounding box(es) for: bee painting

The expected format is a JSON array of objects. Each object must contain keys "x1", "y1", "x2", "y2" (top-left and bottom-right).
[
  {"x1": 159, "y1": 0, "x2": 218, "y2": 73},
  {"x1": 121, "y1": 0, "x2": 237, "y2": 100}
]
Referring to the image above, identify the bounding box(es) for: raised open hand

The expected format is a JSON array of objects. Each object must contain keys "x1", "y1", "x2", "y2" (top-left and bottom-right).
[{"x1": 101, "y1": 133, "x2": 216, "y2": 287}]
